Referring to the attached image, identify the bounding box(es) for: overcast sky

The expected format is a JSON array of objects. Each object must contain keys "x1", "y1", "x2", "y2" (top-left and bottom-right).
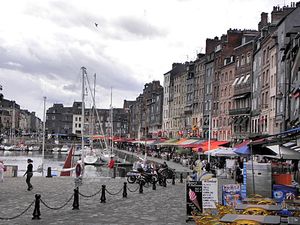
[{"x1": 0, "y1": 0, "x2": 286, "y2": 119}]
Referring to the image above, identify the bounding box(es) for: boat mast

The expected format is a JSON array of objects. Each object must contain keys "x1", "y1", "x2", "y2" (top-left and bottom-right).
[
  {"x1": 42, "y1": 96, "x2": 46, "y2": 176},
  {"x1": 90, "y1": 73, "x2": 96, "y2": 149},
  {"x1": 81, "y1": 67, "x2": 86, "y2": 164},
  {"x1": 110, "y1": 87, "x2": 113, "y2": 155}
]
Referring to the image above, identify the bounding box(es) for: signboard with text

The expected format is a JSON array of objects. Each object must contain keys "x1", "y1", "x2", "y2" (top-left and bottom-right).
[
  {"x1": 186, "y1": 181, "x2": 202, "y2": 221},
  {"x1": 202, "y1": 178, "x2": 218, "y2": 209}
]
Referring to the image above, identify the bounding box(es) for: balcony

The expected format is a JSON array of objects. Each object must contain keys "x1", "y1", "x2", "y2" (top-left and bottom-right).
[
  {"x1": 234, "y1": 83, "x2": 251, "y2": 96},
  {"x1": 229, "y1": 107, "x2": 251, "y2": 115}
]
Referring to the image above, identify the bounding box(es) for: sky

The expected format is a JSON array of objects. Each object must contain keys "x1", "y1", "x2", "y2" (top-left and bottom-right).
[{"x1": 0, "y1": 0, "x2": 287, "y2": 119}]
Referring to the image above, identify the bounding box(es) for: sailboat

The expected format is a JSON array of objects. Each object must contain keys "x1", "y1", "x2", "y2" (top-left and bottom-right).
[
  {"x1": 99, "y1": 88, "x2": 115, "y2": 162},
  {"x1": 83, "y1": 73, "x2": 99, "y2": 165}
]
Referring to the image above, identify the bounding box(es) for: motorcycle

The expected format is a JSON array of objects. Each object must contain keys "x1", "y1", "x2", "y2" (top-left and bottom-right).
[{"x1": 126, "y1": 170, "x2": 140, "y2": 184}]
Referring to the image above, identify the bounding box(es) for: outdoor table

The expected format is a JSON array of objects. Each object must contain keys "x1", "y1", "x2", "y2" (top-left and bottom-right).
[
  {"x1": 288, "y1": 217, "x2": 300, "y2": 224},
  {"x1": 220, "y1": 214, "x2": 281, "y2": 224},
  {"x1": 235, "y1": 204, "x2": 281, "y2": 211}
]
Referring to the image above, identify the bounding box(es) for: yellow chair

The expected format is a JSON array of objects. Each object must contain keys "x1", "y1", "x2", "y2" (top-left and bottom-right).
[
  {"x1": 232, "y1": 219, "x2": 261, "y2": 225},
  {"x1": 257, "y1": 199, "x2": 276, "y2": 205},
  {"x1": 242, "y1": 207, "x2": 269, "y2": 216},
  {"x1": 249, "y1": 194, "x2": 263, "y2": 198},
  {"x1": 293, "y1": 211, "x2": 300, "y2": 217}
]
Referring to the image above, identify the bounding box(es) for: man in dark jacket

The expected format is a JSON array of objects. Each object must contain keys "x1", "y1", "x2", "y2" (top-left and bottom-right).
[{"x1": 24, "y1": 159, "x2": 33, "y2": 191}]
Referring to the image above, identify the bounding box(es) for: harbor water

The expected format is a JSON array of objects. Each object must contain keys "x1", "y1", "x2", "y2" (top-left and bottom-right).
[{"x1": 0, "y1": 150, "x2": 114, "y2": 177}]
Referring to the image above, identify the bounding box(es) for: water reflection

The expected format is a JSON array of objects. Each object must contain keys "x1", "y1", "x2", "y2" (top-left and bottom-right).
[{"x1": 0, "y1": 151, "x2": 107, "y2": 177}]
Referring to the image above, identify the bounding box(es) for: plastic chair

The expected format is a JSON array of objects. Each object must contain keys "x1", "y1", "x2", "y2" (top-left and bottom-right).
[
  {"x1": 249, "y1": 194, "x2": 263, "y2": 198},
  {"x1": 257, "y1": 199, "x2": 276, "y2": 205},
  {"x1": 242, "y1": 207, "x2": 269, "y2": 216}
]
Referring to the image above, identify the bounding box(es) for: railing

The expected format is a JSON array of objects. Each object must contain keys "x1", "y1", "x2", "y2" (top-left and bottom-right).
[{"x1": 229, "y1": 107, "x2": 251, "y2": 115}]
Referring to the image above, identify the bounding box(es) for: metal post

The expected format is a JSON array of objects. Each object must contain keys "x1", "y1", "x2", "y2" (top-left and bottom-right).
[
  {"x1": 42, "y1": 96, "x2": 46, "y2": 177},
  {"x1": 180, "y1": 173, "x2": 183, "y2": 183},
  {"x1": 113, "y1": 167, "x2": 116, "y2": 178},
  {"x1": 81, "y1": 67, "x2": 86, "y2": 173},
  {"x1": 172, "y1": 174, "x2": 175, "y2": 185},
  {"x1": 100, "y1": 185, "x2": 106, "y2": 203},
  {"x1": 139, "y1": 181, "x2": 143, "y2": 194},
  {"x1": 32, "y1": 194, "x2": 41, "y2": 220},
  {"x1": 208, "y1": 100, "x2": 212, "y2": 163},
  {"x1": 163, "y1": 177, "x2": 167, "y2": 187},
  {"x1": 152, "y1": 178, "x2": 156, "y2": 190},
  {"x1": 72, "y1": 187, "x2": 79, "y2": 210},
  {"x1": 123, "y1": 182, "x2": 127, "y2": 198},
  {"x1": 46, "y1": 167, "x2": 52, "y2": 178},
  {"x1": 250, "y1": 143, "x2": 255, "y2": 195}
]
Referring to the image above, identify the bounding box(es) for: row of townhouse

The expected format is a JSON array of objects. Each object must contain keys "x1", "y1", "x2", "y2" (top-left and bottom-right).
[
  {"x1": 0, "y1": 98, "x2": 42, "y2": 136},
  {"x1": 159, "y1": 3, "x2": 300, "y2": 142},
  {"x1": 45, "y1": 102, "x2": 128, "y2": 137}
]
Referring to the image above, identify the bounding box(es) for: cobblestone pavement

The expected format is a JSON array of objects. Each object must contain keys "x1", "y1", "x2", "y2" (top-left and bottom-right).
[{"x1": 0, "y1": 177, "x2": 188, "y2": 225}]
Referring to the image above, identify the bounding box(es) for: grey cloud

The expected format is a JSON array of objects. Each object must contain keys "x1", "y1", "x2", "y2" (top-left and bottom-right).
[
  {"x1": 113, "y1": 16, "x2": 167, "y2": 39},
  {"x1": 25, "y1": 1, "x2": 105, "y2": 30},
  {"x1": 0, "y1": 37, "x2": 142, "y2": 94}
]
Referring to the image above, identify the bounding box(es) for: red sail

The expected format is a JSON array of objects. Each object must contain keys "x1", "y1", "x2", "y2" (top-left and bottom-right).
[{"x1": 60, "y1": 146, "x2": 74, "y2": 176}]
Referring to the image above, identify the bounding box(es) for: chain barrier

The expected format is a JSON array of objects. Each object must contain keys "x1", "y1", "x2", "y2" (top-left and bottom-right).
[
  {"x1": 0, "y1": 170, "x2": 179, "y2": 220},
  {"x1": 79, "y1": 188, "x2": 102, "y2": 198},
  {"x1": 40, "y1": 194, "x2": 74, "y2": 210},
  {"x1": 127, "y1": 185, "x2": 139, "y2": 193},
  {"x1": 105, "y1": 186, "x2": 123, "y2": 196},
  {"x1": 0, "y1": 201, "x2": 35, "y2": 220}
]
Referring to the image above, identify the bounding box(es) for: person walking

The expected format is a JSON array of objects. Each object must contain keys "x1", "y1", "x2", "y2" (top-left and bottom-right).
[
  {"x1": 107, "y1": 157, "x2": 115, "y2": 178},
  {"x1": 23, "y1": 159, "x2": 33, "y2": 191},
  {"x1": 0, "y1": 160, "x2": 5, "y2": 182}
]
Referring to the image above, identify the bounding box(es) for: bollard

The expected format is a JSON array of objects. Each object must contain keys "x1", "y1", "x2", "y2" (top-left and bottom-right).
[
  {"x1": 172, "y1": 174, "x2": 175, "y2": 185},
  {"x1": 123, "y1": 182, "x2": 127, "y2": 198},
  {"x1": 152, "y1": 178, "x2": 156, "y2": 190},
  {"x1": 72, "y1": 187, "x2": 79, "y2": 210},
  {"x1": 32, "y1": 194, "x2": 41, "y2": 220},
  {"x1": 180, "y1": 173, "x2": 183, "y2": 183},
  {"x1": 139, "y1": 181, "x2": 143, "y2": 194},
  {"x1": 113, "y1": 167, "x2": 116, "y2": 178},
  {"x1": 100, "y1": 185, "x2": 106, "y2": 203},
  {"x1": 163, "y1": 177, "x2": 167, "y2": 187},
  {"x1": 46, "y1": 167, "x2": 52, "y2": 178}
]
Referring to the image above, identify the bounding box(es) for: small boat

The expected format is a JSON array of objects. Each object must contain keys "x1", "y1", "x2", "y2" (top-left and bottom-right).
[
  {"x1": 99, "y1": 148, "x2": 115, "y2": 162},
  {"x1": 52, "y1": 146, "x2": 60, "y2": 152},
  {"x1": 60, "y1": 145, "x2": 69, "y2": 153},
  {"x1": 83, "y1": 146, "x2": 99, "y2": 164},
  {"x1": 84, "y1": 154, "x2": 98, "y2": 164}
]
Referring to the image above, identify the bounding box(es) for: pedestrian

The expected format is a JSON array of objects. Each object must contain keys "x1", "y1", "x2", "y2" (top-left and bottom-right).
[
  {"x1": 0, "y1": 160, "x2": 5, "y2": 182},
  {"x1": 107, "y1": 157, "x2": 115, "y2": 177},
  {"x1": 23, "y1": 159, "x2": 33, "y2": 191}
]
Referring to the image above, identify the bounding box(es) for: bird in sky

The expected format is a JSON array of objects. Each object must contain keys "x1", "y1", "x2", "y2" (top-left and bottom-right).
[{"x1": 95, "y1": 23, "x2": 98, "y2": 27}]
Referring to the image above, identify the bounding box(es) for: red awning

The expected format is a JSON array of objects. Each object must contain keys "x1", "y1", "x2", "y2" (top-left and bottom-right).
[{"x1": 192, "y1": 141, "x2": 229, "y2": 152}]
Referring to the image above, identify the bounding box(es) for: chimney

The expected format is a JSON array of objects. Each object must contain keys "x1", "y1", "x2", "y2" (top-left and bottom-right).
[
  {"x1": 258, "y1": 12, "x2": 268, "y2": 31},
  {"x1": 271, "y1": 3, "x2": 296, "y2": 24}
]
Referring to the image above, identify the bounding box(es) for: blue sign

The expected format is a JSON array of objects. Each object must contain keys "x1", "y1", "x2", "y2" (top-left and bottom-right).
[{"x1": 241, "y1": 160, "x2": 247, "y2": 199}]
